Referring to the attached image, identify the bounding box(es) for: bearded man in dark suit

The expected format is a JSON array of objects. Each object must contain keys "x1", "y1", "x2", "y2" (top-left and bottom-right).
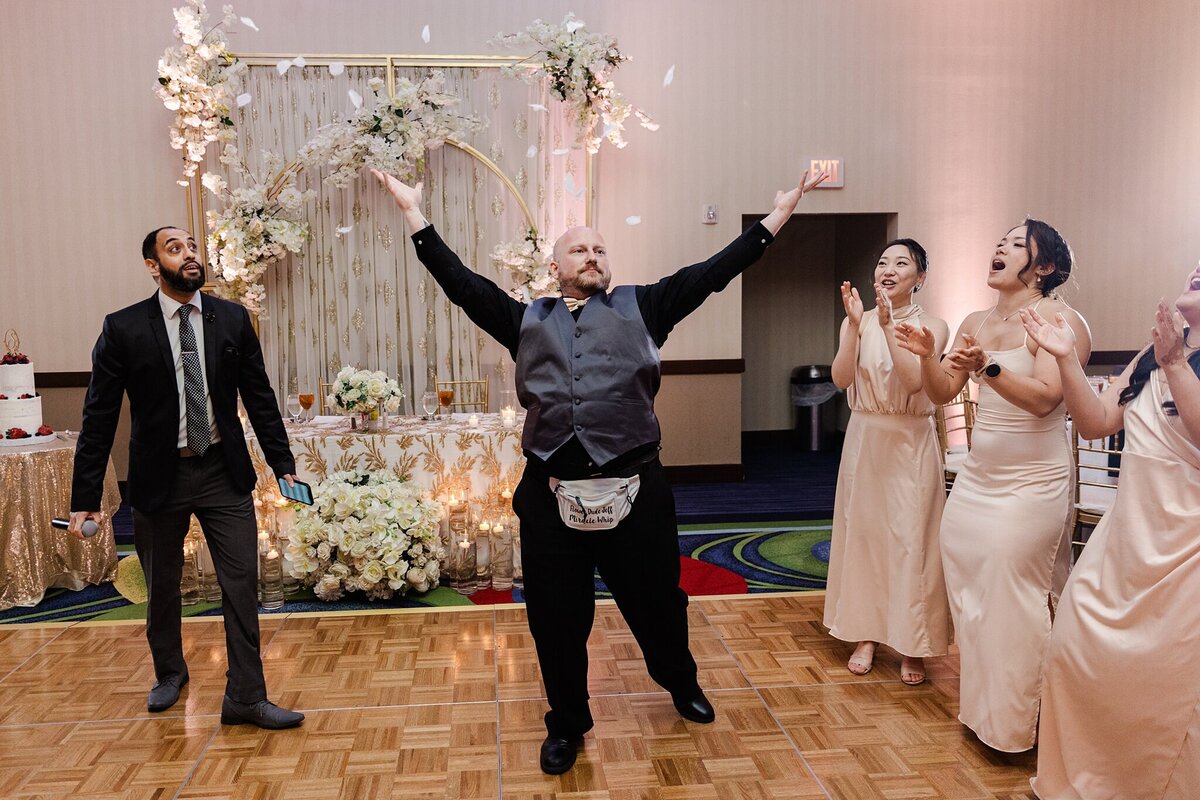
[{"x1": 70, "y1": 226, "x2": 303, "y2": 729}]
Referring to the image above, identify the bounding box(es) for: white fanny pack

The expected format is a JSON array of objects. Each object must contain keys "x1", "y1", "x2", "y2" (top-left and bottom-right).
[{"x1": 548, "y1": 475, "x2": 641, "y2": 531}]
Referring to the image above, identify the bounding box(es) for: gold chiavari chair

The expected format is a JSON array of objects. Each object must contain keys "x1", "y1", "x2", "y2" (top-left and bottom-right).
[
  {"x1": 317, "y1": 381, "x2": 334, "y2": 415},
  {"x1": 435, "y1": 379, "x2": 489, "y2": 412},
  {"x1": 935, "y1": 384, "x2": 977, "y2": 494},
  {"x1": 1071, "y1": 426, "x2": 1123, "y2": 559}
]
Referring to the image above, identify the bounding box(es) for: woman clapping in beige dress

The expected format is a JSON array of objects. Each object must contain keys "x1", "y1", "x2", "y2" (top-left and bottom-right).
[
  {"x1": 824, "y1": 239, "x2": 952, "y2": 685},
  {"x1": 1027, "y1": 267, "x2": 1200, "y2": 800},
  {"x1": 895, "y1": 219, "x2": 1091, "y2": 752}
]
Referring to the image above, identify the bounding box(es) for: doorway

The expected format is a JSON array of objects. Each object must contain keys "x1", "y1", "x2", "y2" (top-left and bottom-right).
[{"x1": 740, "y1": 213, "x2": 894, "y2": 440}]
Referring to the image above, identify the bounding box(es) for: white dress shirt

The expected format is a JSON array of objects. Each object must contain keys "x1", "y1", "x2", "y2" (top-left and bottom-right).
[{"x1": 157, "y1": 290, "x2": 221, "y2": 449}]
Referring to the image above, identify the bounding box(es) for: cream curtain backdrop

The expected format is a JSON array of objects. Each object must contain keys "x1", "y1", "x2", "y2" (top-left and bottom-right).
[{"x1": 210, "y1": 63, "x2": 586, "y2": 412}]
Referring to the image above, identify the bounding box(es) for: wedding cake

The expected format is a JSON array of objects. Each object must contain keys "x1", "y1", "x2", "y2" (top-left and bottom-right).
[{"x1": 0, "y1": 330, "x2": 53, "y2": 443}]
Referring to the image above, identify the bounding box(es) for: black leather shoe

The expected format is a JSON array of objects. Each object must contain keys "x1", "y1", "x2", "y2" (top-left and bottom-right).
[
  {"x1": 220, "y1": 697, "x2": 304, "y2": 729},
  {"x1": 539, "y1": 735, "x2": 581, "y2": 775},
  {"x1": 147, "y1": 674, "x2": 188, "y2": 712},
  {"x1": 673, "y1": 692, "x2": 716, "y2": 724}
]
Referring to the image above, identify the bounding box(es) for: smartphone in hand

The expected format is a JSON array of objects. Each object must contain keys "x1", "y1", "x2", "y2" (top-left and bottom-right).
[{"x1": 278, "y1": 477, "x2": 315, "y2": 505}]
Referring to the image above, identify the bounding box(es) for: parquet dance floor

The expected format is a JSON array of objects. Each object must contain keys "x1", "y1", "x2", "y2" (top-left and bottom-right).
[{"x1": 0, "y1": 594, "x2": 1037, "y2": 799}]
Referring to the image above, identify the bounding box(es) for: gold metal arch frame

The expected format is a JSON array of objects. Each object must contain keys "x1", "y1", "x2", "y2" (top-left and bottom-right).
[{"x1": 185, "y1": 52, "x2": 594, "y2": 253}]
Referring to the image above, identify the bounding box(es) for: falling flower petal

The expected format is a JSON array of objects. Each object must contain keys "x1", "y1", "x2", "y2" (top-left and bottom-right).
[
  {"x1": 564, "y1": 175, "x2": 585, "y2": 198},
  {"x1": 662, "y1": 64, "x2": 675, "y2": 87},
  {"x1": 641, "y1": 121, "x2": 661, "y2": 132},
  {"x1": 526, "y1": 145, "x2": 538, "y2": 158},
  {"x1": 328, "y1": 62, "x2": 345, "y2": 76},
  {"x1": 551, "y1": 147, "x2": 570, "y2": 156},
  {"x1": 529, "y1": 103, "x2": 548, "y2": 113},
  {"x1": 236, "y1": 93, "x2": 252, "y2": 108},
  {"x1": 348, "y1": 89, "x2": 363, "y2": 109},
  {"x1": 625, "y1": 215, "x2": 642, "y2": 225},
  {"x1": 335, "y1": 225, "x2": 354, "y2": 237},
  {"x1": 291, "y1": 56, "x2": 306, "y2": 68},
  {"x1": 421, "y1": 24, "x2": 430, "y2": 43},
  {"x1": 565, "y1": 19, "x2": 586, "y2": 33},
  {"x1": 275, "y1": 59, "x2": 291, "y2": 76},
  {"x1": 239, "y1": 16, "x2": 258, "y2": 31},
  {"x1": 177, "y1": 179, "x2": 190, "y2": 187}
]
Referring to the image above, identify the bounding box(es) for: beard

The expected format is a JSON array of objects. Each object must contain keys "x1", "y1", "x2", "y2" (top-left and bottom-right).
[
  {"x1": 564, "y1": 265, "x2": 610, "y2": 296},
  {"x1": 159, "y1": 261, "x2": 206, "y2": 293}
]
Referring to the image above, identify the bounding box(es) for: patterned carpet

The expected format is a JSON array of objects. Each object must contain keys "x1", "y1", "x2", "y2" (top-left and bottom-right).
[{"x1": 0, "y1": 522, "x2": 831, "y2": 624}]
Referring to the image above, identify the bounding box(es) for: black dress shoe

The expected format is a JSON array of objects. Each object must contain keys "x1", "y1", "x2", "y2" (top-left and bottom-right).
[
  {"x1": 147, "y1": 674, "x2": 188, "y2": 712},
  {"x1": 539, "y1": 735, "x2": 581, "y2": 775},
  {"x1": 673, "y1": 692, "x2": 716, "y2": 724},
  {"x1": 220, "y1": 697, "x2": 304, "y2": 729}
]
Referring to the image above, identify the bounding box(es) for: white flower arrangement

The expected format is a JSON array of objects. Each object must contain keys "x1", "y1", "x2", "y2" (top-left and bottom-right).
[
  {"x1": 298, "y1": 71, "x2": 484, "y2": 188},
  {"x1": 490, "y1": 229, "x2": 558, "y2": 301},
  {"x1": 203, "y1": 142, "x2": 313, "y2": 316},
  {"x1": 156, "y1": 0, "x2": 246, "y2": 184},
  {"x1": 287, "y1": 469, "x2": 444, "y2": 601},
  {"x1": 326, "y1": 366, "x2": 405, "y2": 415},
  {"x1": 492, "y1": 13, "x2": 658, "y2": 154}
]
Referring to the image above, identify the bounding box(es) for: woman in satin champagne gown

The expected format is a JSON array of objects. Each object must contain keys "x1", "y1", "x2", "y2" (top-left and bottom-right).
[
  {"x1": 1026, "y1": 265, "x2": 1200, "y2": 800},
  {"x1": 896, "y1": 219, "x2": 1091, "y2": 752},
  {"x1": 824, "y1": 239, "x2": 952, "y2": 685}
]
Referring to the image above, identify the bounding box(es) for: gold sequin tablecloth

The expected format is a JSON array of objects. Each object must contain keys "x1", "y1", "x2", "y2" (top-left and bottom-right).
[
  {"x1": 0, "y1": 437, "x2": 120, "y2": 610},
  {"x1": 246, "y1": 413, "x2": 527, "y2": 499}
]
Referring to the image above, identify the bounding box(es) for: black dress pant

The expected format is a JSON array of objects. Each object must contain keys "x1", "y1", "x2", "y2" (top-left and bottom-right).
[
  {"x1": 131, "y1": 446, "x2": 267, "y2": 703},
  {"x1": 513, "y1": 457, "x2": 701, "y2": 739}
]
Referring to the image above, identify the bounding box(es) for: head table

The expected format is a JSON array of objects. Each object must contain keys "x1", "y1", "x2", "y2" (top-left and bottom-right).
[
  {"x1": 0, "y1": 436, "x2": 120, "y2": 611},
  {"x1": 245, "y1": 413, "x2": 527, "y2": 504}
]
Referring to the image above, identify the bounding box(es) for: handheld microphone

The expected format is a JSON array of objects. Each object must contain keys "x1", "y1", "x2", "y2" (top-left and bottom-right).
[{"x1": 51, "y1": 517, "x2": 99, "y2": 538}]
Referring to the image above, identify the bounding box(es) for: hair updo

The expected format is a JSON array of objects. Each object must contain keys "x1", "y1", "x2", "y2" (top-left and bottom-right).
[
  {"x1": 879, "y1": 238, "x2": 929, "y2": 290},
  {"x1": 1021, "y1": 218, "x2": 1073, "y2": 296}
]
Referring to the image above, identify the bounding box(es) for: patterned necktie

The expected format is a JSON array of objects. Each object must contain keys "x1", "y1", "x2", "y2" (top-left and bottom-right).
[{"x1": 177, "y1": 305, "x2": 211, "y2": 456}]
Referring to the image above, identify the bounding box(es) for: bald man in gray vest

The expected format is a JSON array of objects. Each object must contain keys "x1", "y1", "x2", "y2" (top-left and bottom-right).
[{"x1": 375, "y1": 167, "x2": 826, "y2": 774}]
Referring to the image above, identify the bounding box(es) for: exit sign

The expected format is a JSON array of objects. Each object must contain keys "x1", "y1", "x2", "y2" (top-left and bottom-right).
[{"x1": 805, "y1": 158, "x2": 844, "y2": 188}]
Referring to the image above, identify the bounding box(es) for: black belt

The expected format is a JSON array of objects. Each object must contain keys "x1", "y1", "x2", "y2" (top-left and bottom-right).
[{"x1": 179, "y1": 441, "x2": 221, "y2": 458}]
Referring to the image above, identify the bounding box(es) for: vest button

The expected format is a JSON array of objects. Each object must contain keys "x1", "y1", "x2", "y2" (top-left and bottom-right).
[
  {"x1": 575, "y1": 424, "x2": 583, "y2": 431},
  {"x1": 574, "y1": 398, "x2": 581, "y2": 405},
  {"x1": 575, "y1": 329, "x2": 582, "y2": 337},
  {"x1": 575, "y1": 352, "x2": 582, "y2": 358},
  {"x1": 574, "y1": 375, "x2": 581, "y2": 381}
]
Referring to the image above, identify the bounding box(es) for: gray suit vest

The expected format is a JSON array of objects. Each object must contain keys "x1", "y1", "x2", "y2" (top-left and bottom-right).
[{"x1": 515, "y1": 286, "x2": 661, "y2": 465}]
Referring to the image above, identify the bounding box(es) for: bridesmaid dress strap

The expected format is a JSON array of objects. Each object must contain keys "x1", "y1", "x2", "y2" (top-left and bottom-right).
[{"x1": 973, "y1": 306, "x2": 997, "y2": 338}]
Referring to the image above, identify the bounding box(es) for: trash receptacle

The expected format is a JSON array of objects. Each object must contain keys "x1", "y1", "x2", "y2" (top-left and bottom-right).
[{"x1": 791, "y1": 365, "x2": 841, "y2": 451}]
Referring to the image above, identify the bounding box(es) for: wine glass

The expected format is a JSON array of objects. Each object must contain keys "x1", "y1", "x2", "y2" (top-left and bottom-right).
[
  {"x1": 298, "y1": 392, "x2": 315, "y2": 422},
  {"x1": 437, "y1": 387, "x2": 455, "y2": 418},
  {"x1": 285, "y1": 393, "x2": 302, "y2": 424},
  {"x1": 420, "y1": 390, "x2": 439, "y2": 420}
]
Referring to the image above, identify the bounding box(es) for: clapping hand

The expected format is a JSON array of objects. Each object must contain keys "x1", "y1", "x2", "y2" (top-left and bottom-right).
[
  {"x1": 1020, "y1": 307, "x2": 1076, "y2": 359},
  {"x1": 874, "y1": 283, "x2": 894, "y2": 328},
  {"x1": 841, "y1": 282, "x2": 864, "y2": 327},
  {"x1": 944, "y1": 333, "x2": 988, "y2": 373},
  {"x1": 1152, "y1": 299, "x2": 1186, "y2": 367},
  {"x1": 895, "y1": 322, "x2": 937, "y2": 358}
]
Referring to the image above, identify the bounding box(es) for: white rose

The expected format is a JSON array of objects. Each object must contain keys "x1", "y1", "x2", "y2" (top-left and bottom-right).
[
  {"x1": 367, "y1": 76, "x2": 386, "y2": 93},
  {"x1": 362, "y1": 561, "x2": 385, "y2": 585}
]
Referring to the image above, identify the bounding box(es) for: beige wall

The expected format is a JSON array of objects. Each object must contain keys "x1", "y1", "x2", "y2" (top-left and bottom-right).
[{"x1": 4, "y1": 0, "x2": 1199, "y2": 462}]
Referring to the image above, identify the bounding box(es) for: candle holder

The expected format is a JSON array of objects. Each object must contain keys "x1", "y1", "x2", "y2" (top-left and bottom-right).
[
  {"x1": 449, "y1": 527, "x2": 478, "y2": 595},
  {"x1": 490, "y1": 518, "x2": 513, "y2": 591},
  {"x1": 499, "y1": 389, "x2": 518, "y2": 428},
  {"x1": 476, "y1": 519, "x2": 492, "y2": 590},
  {"x1": 258, "y1": 532, "x2": 285, "y2": 611},
  {"x1": 190, "y1": 517, "x2": 222, "y2": 603},
  {"x1": 180, "y1": 537, "x2": 201, "y2": 606},
  {"x1": 511, "y1": 518, "x2": 523, "y2": 591}
]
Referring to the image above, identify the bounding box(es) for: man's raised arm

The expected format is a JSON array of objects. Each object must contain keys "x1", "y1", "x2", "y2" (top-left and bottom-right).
[
  {"x1": 638, "y1": 169, "x2": 829, "y2": 345},
  {"x1": 373, "y1": 169, "x2": 524, "y2": 357}
]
